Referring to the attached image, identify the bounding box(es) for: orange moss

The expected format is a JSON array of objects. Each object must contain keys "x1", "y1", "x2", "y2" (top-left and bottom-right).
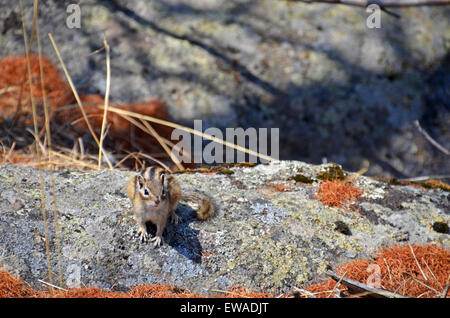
[
  {"x1": 0, "y1": 271, "x2": 37, "y2": 298},
  {"x1": 221, "y1": 286, "x2": 274, "y2": 298},
  {"x1": 266, "y1": 183, "x2": 293, "y2": 192},
  {"x1": 126, "y1": 284, "x2": 202, "y2": 298},
  {"x1": 0, "y1": 245, "x2": 448, "y2": 298},
  {"x1": 0, "y1": 53, "x2": 73, "y2": 124},
  {"x1": 56, "y1": 94, "x2": 174, "y2": 154},
  {"x1": 0, "y1": 273, "x2": 271, "y2": 298},
  {"x1": 39, "y1": 287, "x2": 126, "y2": 298},
  {"x1": 419, "y1": 180, "x2": 450, "y2": 192},
  {"x1": 0, "y1": 54, "x2": 171, "y2": 135},
  {"x1": 315, "y1": 180, "x2": 363, "y2": 210},
  {"x1": 304, "y1": 244, "x2": 450, "y2": 298}
]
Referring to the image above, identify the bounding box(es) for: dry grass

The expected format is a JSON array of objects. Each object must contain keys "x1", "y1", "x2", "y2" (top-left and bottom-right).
[
  {"x1": 0, "y1": 49, "x2": 274, "y2": 171},
  {"x1": 0, "y1": 271, "x2": 37, "y2": 298},
  {"x1": 0, "y1": 52, "x2": 176, "y2": 170}
]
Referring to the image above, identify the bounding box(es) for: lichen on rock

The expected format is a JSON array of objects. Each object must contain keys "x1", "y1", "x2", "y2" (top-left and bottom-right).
[{"x1": 0, "y1": 161, "x2": 448, "y2": 293}]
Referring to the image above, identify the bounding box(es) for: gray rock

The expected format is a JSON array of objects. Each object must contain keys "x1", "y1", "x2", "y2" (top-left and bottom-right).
[{"x1": 0, "y1": 161, "x2": 448, "y2": 293}]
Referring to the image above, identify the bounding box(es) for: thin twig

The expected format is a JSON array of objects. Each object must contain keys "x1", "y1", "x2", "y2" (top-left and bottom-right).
[
  {"x1": 48, "y1": 33, "x2": 113, "y2": 169},
  {"x1": 110, "y1": 111, "x2": 181, "y2": 169},
  {"x1": 0, "y1": 140, "x2": 6, "y2": 163},
  {"x1": 326, "y1": 270, "x2": 410, "y2": 298},
  {"x1": 50, "y1": 150, "x2": 99, "y2": 169},
  {"x1": 292, "y1": 287, "x2": 317, "y2": 298},
  {"x1": 20, "y1": 0, "x2": 53, "y2": 284},
  {"x1": 34, "y1": 0, "x2": 64, "y2": 287},
  {"x1": 327, "y1": 270, "x2": 348, "y2": 298},
  {"x1": 113, "y1": 152, "x2": 137, "y2": 168},
  {"x1": 345, "y1": 160, "x2": 369, "y2": 183},
  {"x1": 137, "y1": 152, "x2": 172, "y2": 172},
  {"x1": 78, "y1": 137, "x2": 85, "y2": 160},
  {"x1": 38, "y1": 279, "x2": 67, "y2": 291},
  {"x1": 113, "y1": 111, "x2": 191, "y2": 163},
  {"x1": 139, "y1": 119, "x2": 184, "y2": 170},
  {"x1": 86, "y1": 46, "x2": 105, "y2": 57},
  {"x1": 105, "y1": 106, "x2": 277, "y2": 163},
  {"x1": 209, "y1": 289, "x2": 251, "y2": 298},
  {"x1": 5, "y1": 142, "x2": 16, "y2": 163},
  {"x1": 10, "y1": 0, "x2": 38, "y2": 129},
  {"x1": 398, "y1": 175, "x2": 450, "y2": 182},
  {"x1": 422, "y1": 257, "x2": 438, "y2": 284},
  {"x1": 413, "y1": 120, "x2": 450, "y2": 156},
  {"x1": 405, "y1": 273, "x2": 440, "y2": 295},
  {"x1": 442, "y1": 285, "x2": 449, "y2": 298},
  {"x1": 98, "y1": 34, "x2": 111, "y2": 169},
  {"x1": 25, "y1": 128, "x2": 46, "y2": 155},
  {"x1": 383, "y1": 257, "x2": 393, "y2": 284},
  {"x1": 408, "y1": 243, "x2": 428, "y2": 281}
]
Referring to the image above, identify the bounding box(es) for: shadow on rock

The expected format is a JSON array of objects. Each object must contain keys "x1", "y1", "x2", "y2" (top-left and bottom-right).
[{"x1": 144, "y1": 203, "x2": 204, "y2": 264}]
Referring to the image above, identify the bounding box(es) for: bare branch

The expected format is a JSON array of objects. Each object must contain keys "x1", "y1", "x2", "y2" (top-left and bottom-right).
[
  {"x1": 292, "y1": 287, "x2": 317, "y2": 298},
  {"x1": 413, "y1": 120, "x2": 450, "y2": 156},
  {"x1": 442, "y1": 285, "x2": 449, "y2": 298},
  {"x1": 326, "y1": 270, "x2": 411, "y2": 298},
  {"x1": 399, "y1": 175, "x2": 450, "y2": 182}
]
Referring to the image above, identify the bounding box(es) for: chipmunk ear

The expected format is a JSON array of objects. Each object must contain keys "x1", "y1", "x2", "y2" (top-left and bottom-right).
[
  {"x1": 137, "y1": 175, "x2": 145, "y2": 189},
  {"x1": 161, "y1": 173, "x2": 169, "y2": 198}
]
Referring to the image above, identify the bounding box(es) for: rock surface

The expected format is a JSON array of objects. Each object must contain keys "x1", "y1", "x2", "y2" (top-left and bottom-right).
[
  {"x1": 0, "y1": 162, "x2": 448, "y2": 293},
  {"x1": 0, "y1": 0, "x2": 449, "y2": 179}
]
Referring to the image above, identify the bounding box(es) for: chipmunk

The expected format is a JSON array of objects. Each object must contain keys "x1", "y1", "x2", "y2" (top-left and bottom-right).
[{"x1": 126, "y1": 166, "x2": 215, "y2": 247}]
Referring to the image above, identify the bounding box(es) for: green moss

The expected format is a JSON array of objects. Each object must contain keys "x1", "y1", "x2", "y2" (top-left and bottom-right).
[
  {"x1": 334, "y1": 221, "x2": 351, "y2": 235},
  {"x1": 172, "y1": 163, "x2": 253, "y2": 175},
  {"x1": 290, "y1": 174, "x2": 314, "y2": 184},
  {"x1": 316, "y1": 164, "x2": 345, "y2": 181},
  {"x1": 171, "y1": 170, "x2": 189, "y2": 174},
  {"x1": 385, "y1": 178, "x2": 450, "y2": 192},
  {"x1": 415, "y1": 180, "x2": 450, "y2": 192},
  {"x1": 432, "y1": 222, "x2": 449, "y2": 234},
  {"x1": 218, "y1": 168, "x2": 235, "y2": 175},
  {"x1": 387, "y1": 178, "x2": 401, "y2": 186}
]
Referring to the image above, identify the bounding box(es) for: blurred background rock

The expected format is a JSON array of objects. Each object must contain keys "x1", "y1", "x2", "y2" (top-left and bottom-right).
[{"x1": 0, "y1": 0, "x2": 449, "y2": 179}]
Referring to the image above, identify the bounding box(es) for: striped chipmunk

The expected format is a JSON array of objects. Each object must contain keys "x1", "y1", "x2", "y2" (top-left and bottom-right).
[{"x1": 126, "y1": 166, "x2": 215, "y2": 247}]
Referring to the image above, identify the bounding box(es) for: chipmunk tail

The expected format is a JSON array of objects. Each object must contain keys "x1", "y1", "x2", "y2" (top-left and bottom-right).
[
  {"x1": 196, "y1": 197, "x2": 215, "y2": 221},
  {"x1": 182, "y1": 192, "x2": 215, "y2": 221}
]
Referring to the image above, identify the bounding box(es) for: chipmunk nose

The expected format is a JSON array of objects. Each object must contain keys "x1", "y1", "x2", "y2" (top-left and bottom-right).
[{"x1": 155, "y1": 199, "x2": 160, "y2": 205}]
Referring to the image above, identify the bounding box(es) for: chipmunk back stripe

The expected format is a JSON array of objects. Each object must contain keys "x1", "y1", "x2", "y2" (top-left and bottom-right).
[
  {"x1": 144, "y1": 166, "x2": 156, "y2": 180},
  {"x1": 149, "y1": 166, "x2": 166, "y2": 181}
]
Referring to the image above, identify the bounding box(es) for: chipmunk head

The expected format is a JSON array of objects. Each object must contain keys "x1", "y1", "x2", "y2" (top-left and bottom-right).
[{"x1": 136, "y1": 167, "x2": 170, "y2": 206}]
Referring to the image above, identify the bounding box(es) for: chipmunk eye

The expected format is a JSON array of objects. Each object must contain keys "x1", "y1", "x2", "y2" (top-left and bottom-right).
[{"x1": 144, "y1": 189, "x2": 149, "y2": 196}]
